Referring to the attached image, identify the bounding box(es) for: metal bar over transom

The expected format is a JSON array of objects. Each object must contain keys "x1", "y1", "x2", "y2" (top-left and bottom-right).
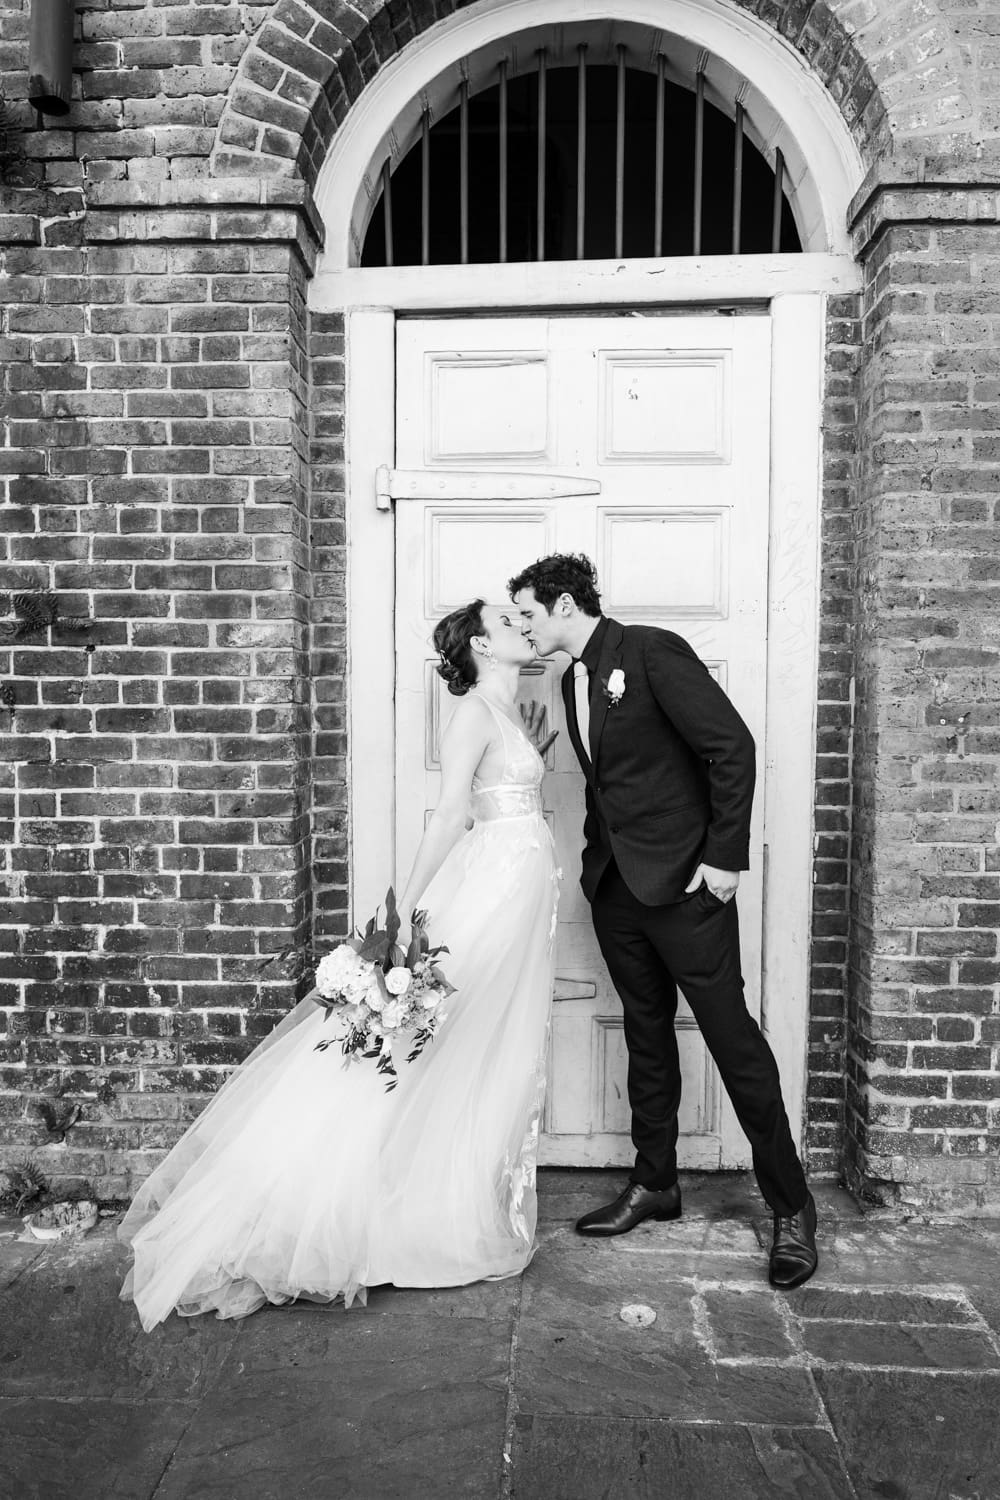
[{"x1": 370, "y1": 35, "x2": 798, "y2": 268}]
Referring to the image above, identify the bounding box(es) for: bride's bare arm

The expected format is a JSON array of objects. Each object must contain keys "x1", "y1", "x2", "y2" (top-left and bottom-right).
[{"x1": 398, "y1": 700, "x2": 491, "y2": 920}]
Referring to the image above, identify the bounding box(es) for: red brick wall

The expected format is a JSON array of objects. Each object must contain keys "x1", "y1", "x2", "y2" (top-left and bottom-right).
[
  {"x1": 1, "y1": 199, "x2": 317, "y2": 1199},
  {"x1": 845, "y1": 214, "x2": 1000, "y2": 1211},
  {"x1": 806, "y1": 293, "x2": 863, "y2": 1177},
  {"x1": 308, "y1": 309, "x2": 349, "y2": 944}
]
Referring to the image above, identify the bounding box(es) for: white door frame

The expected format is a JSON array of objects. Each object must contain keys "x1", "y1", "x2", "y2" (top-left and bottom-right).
[{"x1": 340, "y1": 262, "x2": 841, "y2": 1150}]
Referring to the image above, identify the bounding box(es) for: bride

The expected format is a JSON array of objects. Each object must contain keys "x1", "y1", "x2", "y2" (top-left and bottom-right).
[{"x1": 119, "y1": 601, "x2": 560, "y2": 1330}]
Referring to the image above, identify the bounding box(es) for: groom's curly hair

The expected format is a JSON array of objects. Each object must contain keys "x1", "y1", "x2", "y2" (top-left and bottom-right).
[{"x1": 507, "y1": 553, "x2": 602, "y2": 617}]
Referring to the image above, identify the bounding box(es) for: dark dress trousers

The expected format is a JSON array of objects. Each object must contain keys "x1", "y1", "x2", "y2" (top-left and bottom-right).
[{"x1": 562, "y1": 616, "x2": 807, "y2": 1217}]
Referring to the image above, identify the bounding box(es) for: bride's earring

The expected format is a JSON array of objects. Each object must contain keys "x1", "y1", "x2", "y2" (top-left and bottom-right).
[{"x1": 473, "y1": 638, "x2": 498, "y2": 670}]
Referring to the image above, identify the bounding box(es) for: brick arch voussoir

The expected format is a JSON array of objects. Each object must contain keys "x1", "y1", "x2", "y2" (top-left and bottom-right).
[{"x1": 211, "y1": 0, "x2": 967, "y2": 187}]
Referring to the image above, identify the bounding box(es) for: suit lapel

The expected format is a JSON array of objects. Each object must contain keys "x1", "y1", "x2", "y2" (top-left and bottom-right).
[{"x1": 589, "y1": 618, "x2": 626, "y2": 768}]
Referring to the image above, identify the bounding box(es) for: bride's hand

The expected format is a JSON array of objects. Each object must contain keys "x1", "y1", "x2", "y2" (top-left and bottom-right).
[{"x1": 519, "y1": 699, "x2": 559, "y2": 758}]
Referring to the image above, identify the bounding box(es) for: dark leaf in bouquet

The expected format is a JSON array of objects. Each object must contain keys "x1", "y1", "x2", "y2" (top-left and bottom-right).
[
  {"x1": 389, "y1": 944, "x2": 405, "y2": 968},
  {"x1": 429, "y1": 965, "x2": 455, "y2": 995},
  {"x1": 374, "y1": 967, "x2": 391, "y2": 1006},
  {"x1": 405, "y1": 935, "x2": 422, "y2": 969},
  {"x1": 406, "y1": 1028, "x2": 433, "y2": 1064},
  {"x1": 364, "y1": 914, "x2": 377, "y2": 939},
  {"x1": 358, "y1": 930, "x2": 390, "y2": 963},
  {"x1": 384, "y1": 886, "x2": 401, "y2": 948}
]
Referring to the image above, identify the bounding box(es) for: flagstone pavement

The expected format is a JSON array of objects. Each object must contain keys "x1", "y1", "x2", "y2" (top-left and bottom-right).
[{"x1": 2, "y1": 1170, "x2": 1000, "y2": 1499}]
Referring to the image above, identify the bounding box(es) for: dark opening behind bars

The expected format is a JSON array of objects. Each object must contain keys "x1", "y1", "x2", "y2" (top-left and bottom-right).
[{"x1": 362, "y1": 61, "x2": 800, "y2": 268}]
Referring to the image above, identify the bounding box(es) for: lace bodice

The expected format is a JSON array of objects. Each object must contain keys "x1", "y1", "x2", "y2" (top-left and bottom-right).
[{"x1": 470, "y1": 695, "x2": 545, "y2": 822}]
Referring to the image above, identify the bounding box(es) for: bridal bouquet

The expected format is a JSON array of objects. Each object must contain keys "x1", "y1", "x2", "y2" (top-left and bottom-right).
[{"x1": 313, "y1": 887, "x2": 455, "y2": 1091}]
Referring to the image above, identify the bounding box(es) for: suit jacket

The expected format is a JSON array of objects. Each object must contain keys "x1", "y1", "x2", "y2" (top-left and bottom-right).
[{"x1": 560, "y1": 617, "x2": 756, "y2": 906}]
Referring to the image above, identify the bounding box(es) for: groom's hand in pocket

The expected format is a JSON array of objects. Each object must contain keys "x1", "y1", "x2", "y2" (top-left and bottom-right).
[{"x1": 685, "y1": 863, "x2": 739, "y2": 903}]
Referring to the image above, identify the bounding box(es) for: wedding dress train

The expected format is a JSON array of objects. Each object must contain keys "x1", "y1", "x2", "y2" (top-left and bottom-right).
[{"x1": 119, "y1": 699, "x2": 559, "y2": 1330}]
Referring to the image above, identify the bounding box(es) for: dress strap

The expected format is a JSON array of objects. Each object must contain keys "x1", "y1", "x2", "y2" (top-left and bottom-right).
[{"x1": 474, "y1": 693, "x2": 524, "y2": 744}]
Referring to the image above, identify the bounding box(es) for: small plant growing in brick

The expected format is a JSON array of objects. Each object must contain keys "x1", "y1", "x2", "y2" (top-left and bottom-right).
[
  {"x1": 0, "y1": 591, "x2": 94, "y2": 721},
  {"x1": 0, "y1": 1159, "x2": 49, "y2": 1216},
  {"x1": 10, "y1": 590, "x2": 59, "y2": 639},
  {"x1": 34, "y1": 1091, "x2": 83, "y2": 1143}
]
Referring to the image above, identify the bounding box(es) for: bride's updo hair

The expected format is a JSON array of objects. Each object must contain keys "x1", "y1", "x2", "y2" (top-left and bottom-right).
[{"x1": 434, "y1": 599, "x2": 487, "y2": 697}]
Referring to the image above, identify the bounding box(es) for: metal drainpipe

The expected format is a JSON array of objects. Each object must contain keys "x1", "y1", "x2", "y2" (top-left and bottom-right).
[{"x1": 28, "y1": 0, "x2": 75, "y2": 118}]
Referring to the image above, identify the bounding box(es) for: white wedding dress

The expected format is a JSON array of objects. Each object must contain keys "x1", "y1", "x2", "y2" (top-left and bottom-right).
[{"x1": 119, "y1": 697, "x2": 559, "y2": 1331}]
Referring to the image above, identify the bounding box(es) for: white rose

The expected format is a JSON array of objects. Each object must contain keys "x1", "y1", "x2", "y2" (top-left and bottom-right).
[
  {"x1": 365, "y1": 978, "x2": 385, "y2": 1012},
  {"x1": 607, "y1": 668, "x2": 626, "y2": 700},
  {"x1": 380, "y1": 999, "x2": 406, "y2": 1030},
  {"x1": 384, "y1": 966, "x2": 412, "y2": 996}
]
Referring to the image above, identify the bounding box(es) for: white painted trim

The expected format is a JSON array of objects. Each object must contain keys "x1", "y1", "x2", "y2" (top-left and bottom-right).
[
  {"x1": 313, "y1": 0, "x2": 865, "y2": 268},
  {"x1": 762, "y1": 292, "x2": 826, "y2": 1149},
  {"x1": 312, "y1": 252, "x2": 860, "y2": 311},
  {"x1": 344, "y1": 309, "x2": 397, "y2": 929}
]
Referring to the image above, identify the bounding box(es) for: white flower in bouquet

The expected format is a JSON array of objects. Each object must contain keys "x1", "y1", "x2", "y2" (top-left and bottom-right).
[
  {"x1": 312, "y1": 887, "x2": 456, "y2": 1092},
  {"x1": 364, "y1": 977, "x2": 386, "y2": 1011},
  {"x1": 380, "y1": 998, "x2": 407, "y2": 1031},
  {"x1": 315, "y1": 944, "x2": 369, "y2": 999}
]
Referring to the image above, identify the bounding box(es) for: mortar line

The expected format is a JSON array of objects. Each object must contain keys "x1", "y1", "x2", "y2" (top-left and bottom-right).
[
  {"x1": 715, "y1": 1355, "x2": 1000, "y2": 1376},
  {"x1": 804, "y1": 1363, "x2": 861, "y2": 1500},
  {"x1": 955, "y1": 1289, "x2": 1000, "y2": 1360},
  {"x1": 499, "y1": 1268, "x2": 525, "y2": 1500}
]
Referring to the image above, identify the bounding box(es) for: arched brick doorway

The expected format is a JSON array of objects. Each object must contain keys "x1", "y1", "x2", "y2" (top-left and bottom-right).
[{"x1": 303, "y1": 0, "x2": 865, "y2": 1174}]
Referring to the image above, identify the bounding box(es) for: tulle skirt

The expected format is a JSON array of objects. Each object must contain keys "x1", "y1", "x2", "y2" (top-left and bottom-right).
[{"x1": 119, "y1": 814, "x2": 559, "y2": 1331}]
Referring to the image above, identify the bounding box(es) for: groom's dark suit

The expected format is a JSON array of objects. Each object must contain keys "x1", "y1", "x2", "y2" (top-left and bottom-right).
[{"x1": 562, "y1": 616, "x2": 807, "y2": 1217}]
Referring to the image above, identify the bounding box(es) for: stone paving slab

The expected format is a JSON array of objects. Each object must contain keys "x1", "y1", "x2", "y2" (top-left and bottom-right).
[
  {"x1": 700, "y1": 1286, "x2": 798, "y2": 1359},
  {"x1": 154, "y1": 1308, "x2": 511, "y2": 1500},
  {"x1": 0, "y1": 1224, "x2": 240, "y2": 1403},
  {"x1": 767, "y1": 1216, "x2": 1000, "y2": 1290},
  {"x1": 2, "y1": 1174, "x2": 1000, "y2": 1499},
  {"x1": 815, "y1": 1367, "x2": 1000, "y2": 1500},
  {"x1": 0, "y1": 1396, "x2": 194, "y2": 1500},
  {"x1": 516, "y1": 1239, "x2": 821, "y2": 1424},
  {"x1": 799, "y1": 1318, "x2": 1000, "y2": 1371},
  {"x1": 360, "y1": 1274, "x2": 520, "y2": 1322},
  {"x1": 786, "y1": 1285, "x2": 979, "y2": 1325},
  {"x1": 509, "y1": 1416, "x2": 854, "y2": 1500}
]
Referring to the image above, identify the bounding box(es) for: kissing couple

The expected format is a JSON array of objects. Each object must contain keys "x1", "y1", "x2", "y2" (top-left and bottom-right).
[{"x1": 119, "y1": 552, "x2": 817, "y2": 1332}]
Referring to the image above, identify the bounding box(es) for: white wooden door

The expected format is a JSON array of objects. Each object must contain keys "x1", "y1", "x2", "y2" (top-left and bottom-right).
[{"x1": 394, "y1": 314, "x2": 771, "y2": 1169}]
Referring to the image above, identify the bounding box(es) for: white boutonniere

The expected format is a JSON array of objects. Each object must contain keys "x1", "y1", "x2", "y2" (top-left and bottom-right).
[{"x1": 604, "y1": 668, "x2": 626, "y2": 706}]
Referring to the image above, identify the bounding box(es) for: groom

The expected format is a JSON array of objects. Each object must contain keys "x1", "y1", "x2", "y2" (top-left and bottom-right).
[{"x1": 509, "y1": 553, "x2": 817, "y2": 1289}]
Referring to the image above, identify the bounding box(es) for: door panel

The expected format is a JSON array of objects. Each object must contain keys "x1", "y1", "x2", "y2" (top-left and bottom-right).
[{"x1": 395, "y1": 314, "x2": 771, "y2": 1169}]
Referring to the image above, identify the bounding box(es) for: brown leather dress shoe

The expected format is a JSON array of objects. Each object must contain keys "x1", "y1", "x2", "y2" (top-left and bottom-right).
[
  {"x1": 769, "y1": 1191, "x2": 818, "y2": 1289},
  {"x1": 575, "y1": 1182, "x2": 682, "y2": 1237}
]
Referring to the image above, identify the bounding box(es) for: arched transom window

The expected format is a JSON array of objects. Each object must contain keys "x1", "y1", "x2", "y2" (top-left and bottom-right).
[{"x1": 361, "y1": 24, "x2": 802, "y2": 268}]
